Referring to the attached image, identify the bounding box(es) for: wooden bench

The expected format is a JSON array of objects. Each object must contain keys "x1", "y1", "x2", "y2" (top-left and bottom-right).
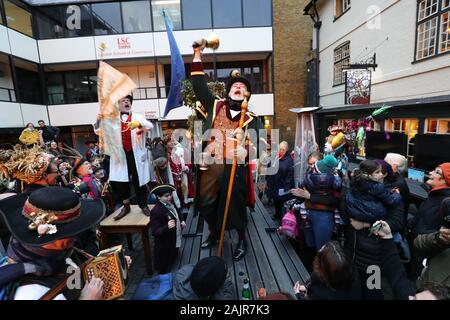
[{"x1": 99, "y1": 205, "x2": 153, "y2": 275}]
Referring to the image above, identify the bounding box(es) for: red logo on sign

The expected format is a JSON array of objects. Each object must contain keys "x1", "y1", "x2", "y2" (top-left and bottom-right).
[{"x1": 117, "y1": 37, "x2": 131, "y2": 49}]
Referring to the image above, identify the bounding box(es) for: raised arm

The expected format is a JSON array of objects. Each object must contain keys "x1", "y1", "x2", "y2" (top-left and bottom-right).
[{"x1": 190, "y1": 41, "x2": 215, "y2": 113}]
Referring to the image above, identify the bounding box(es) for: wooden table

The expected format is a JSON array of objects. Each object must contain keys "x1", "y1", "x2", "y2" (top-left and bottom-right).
[{"x1": 99, "y1": 205, "x2": 153, "y2": 275}]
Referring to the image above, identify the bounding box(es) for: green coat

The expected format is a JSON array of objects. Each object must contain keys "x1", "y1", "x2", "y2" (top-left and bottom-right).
[
  {"x1": 413, "y1": 231, "x2": 450, "y2": 289},
  {"x1": 191, "y1": 71, "x2": 263, "y2": 231}
]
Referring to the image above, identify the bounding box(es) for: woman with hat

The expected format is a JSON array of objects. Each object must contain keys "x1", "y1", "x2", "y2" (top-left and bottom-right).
[
  {"x1": 0, "y1": 186, "x2": 106, "y2": 299},
  {"x1": 150, "y1": 184, "x2": 186, "y2": 274}
]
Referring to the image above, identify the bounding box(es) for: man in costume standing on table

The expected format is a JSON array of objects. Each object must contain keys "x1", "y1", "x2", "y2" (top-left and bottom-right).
[
  {"x1": 95, "y1": 94, "x2": 154, "y2": 220},
  {"x1": 191, "y1": 41, "x2": 262, "y2": 261}
]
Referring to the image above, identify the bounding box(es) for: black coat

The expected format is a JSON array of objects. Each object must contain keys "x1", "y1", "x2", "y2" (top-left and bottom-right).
[
  {"x1": 266, "y1": 152, "x2": 295, "y2": 200},
  {"x1": 411, "y1": 187, "x2": 450, "y2": 237},
  {"x1": 302, "y1": 273, "x2": 362, "y2": 300},
  {"x1": 150, "y1": 201, "x2": 184, "y2": 274},
  {"x1": 340, "y1": 190, "x2": 414, "y2": 299},
  {"x1": 386, "y1": 172, "x2": 410, "y2": 217}
]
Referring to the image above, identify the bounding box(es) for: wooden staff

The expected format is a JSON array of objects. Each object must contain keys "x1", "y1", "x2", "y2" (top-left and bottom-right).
[{"x1": 217, "y1": 91, "x2": 250, "y2": 257}]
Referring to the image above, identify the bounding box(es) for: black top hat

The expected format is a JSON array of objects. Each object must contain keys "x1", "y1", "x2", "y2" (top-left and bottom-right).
[
  {"x1": 226, "y1": 76, "x2": 252, "y2": 100},
  {"x1": 150, "y1": 184, "x2": 176, "y2": 196},
  {"x1": 0, "y1": 187, "x2": 104, "y2": 246},
  {"x1": 124, "y1": 94, "x2": 133, "y2": 104},
  {"x1": 71, "y1": 157, "x2": 89, "y2": 178}
]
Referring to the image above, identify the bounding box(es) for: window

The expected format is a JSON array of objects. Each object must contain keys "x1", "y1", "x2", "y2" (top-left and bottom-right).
[
  {"x1": 92, "y1": 2, "x2": 123, "y2": 35},
  {"x1": 0, "y1": 1, "x2": 4, "y2": 25},
  {"x1": 122, "y1": 1, "x2": 152, "y2": 33},
  {"x1": 152, "y1": 0, "x2": 181, "y2": 31},
  {"x1": 4, "y1": 0, "x2": 33, "y2": 37},
  {"x1": 335, "y1": 0, "x2": 350, "y2": 19},
  {"x1": 45, "y1": 63, "x2": 97, "y2": 105},
  {"x1": 333, "y1": 42, "x2": 350, "y2": 86},
  {"x1": 212, "y1": 0, "x2": 242, "y2": 28},
  {"x1": 385, "y1": 119, "x2": 419, "y2": 162},
  {"x1": 440, "y1": 11, "x2": 450, "y2": 52},
  {"x1": 243, "y1": 0, "x2": 272, "y2": 27},
  {"x1": 35, "y1": 5, "x2": 92, "y2": 39},
  {"x1": 426, "y1": 118, "x2": 450, "y2": 134},
  {"x1": 417, "y1": 17, "x2": 438, "y2": 59},
  {"x1": 416, "y1": 0, "x2": 450, "y2": 60},
  {"x1": 182, "y1": 0, "x2": 212, "y2": 29},
  {"x1": 0, "y1": 54, "x2": 15, "y2": 102},
  {"x1": 13, "y1": 58, "x2": 42, "y2": 104}
]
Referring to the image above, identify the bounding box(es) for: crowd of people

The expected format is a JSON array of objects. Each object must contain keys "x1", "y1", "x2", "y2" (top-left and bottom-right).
[
  {"x1": 0, "y1": 40, "x2": 448, "y2": 301},
  {"x1": 265, "y1": 125, "x2": 450, "y2": 300}
]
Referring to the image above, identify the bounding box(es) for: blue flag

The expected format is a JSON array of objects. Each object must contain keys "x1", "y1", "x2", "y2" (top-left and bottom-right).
[{"x1": 163, "y1": 11, "x2": 185, "y2": 118}]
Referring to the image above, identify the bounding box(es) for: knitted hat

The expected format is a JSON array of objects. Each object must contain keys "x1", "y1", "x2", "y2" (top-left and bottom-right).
[
  {"x1": 315, "y1": 155, "x2": 338, "y2": 174},
  {"x1": 189, "y1": 256, "x2": 228, "y2": 298},
  {"x1": 439, "y1": 163, "x2": 450, "y2": 186}
]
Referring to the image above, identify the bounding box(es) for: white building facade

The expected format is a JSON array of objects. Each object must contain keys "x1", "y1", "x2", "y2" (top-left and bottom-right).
[
  {"x1": 0, "y1": 0, "x2": 274, "y2": 147},
  {"x1": 304, "y1": 0, "x2": 450, "y2": 170}
]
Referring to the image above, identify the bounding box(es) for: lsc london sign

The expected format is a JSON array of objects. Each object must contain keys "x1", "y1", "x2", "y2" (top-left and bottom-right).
[{"x1": 95, "y1": 33, "x2": 154, "y2": 59}]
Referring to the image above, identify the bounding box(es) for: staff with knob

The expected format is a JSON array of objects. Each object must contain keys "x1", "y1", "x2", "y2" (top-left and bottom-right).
[{"x1": 190, "y1": 37, "x2": 263, "y2": 261}]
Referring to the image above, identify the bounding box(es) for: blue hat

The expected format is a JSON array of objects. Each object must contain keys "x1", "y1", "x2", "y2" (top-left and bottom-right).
[{"x1": 316, "y1": 155, "x2": 338, "y2": 174}]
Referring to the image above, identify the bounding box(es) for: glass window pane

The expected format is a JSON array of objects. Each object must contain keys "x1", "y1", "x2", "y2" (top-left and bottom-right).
[
  {"x1": 0, "y1": 54, "x2": 15, "y2": 102},
  {"x1": 182, "y1": 0, "x2": 212, "y2": 29},
  {"x1": 35, "y1": 5, "x2": 92, "y2": 39},
  {"x1": 152, "y1": 0, "x2": 181, "y2": 31},
  {"x1": 212, "y1": 0, "x2": 242, "y2": 28},
  {"x1": 14, "y1": 58, "x2": 42, "y2": 104},
  {"x1": 92, "y1": 2, "x2": 122, "y2": 35},
  {"x1": 4, "y1": 0, "x2": 33, "y2": 37},
  {"x1": 243, "y1": 0, "x2": 271, "y2": 27},
  {"x1": 122, "y1": 1, "x2": 152, "y2": 33}
]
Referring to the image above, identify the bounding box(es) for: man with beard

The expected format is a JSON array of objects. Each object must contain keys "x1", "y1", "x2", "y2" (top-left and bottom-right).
[{"x1": 190, "y1": 42, "x2": 263, "y2": 261}]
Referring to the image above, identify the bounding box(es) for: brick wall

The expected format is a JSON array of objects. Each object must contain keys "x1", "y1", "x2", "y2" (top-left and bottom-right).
[{"x1": 272, "y1": 0, "x2": 313, "y2": 148}]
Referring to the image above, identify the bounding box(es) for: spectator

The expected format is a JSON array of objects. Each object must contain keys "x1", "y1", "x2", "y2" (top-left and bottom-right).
[
  {"x1": 48, "y1": 141, "x2": 62, "y2": 158},
  {"x1": 267, "y1": 141, "x2": 295, "y2": 220},
  {"x1": 384, "y1": 153, "x2": 410, "y2": 215},
  {"x1": 132, "y1": 256, "x2": 235, "y2": 300},
  {"x1": 409, "y1": 282, "x2": 449, "y2": 300},
  {"x1": 0, "y1": 187, "x2": 105, "y2": 300},
  {"x1": 149, "y1": 184, "x2": 186, "y2": 274},
  {"x1": 85, "y1": 141, "x2": 98, "y2": 161},
  {"x1": 291, "y1": 155, "x2": 341, "y2": 251},
  {"x1": 408, "y1": 163, "x2": 450, "y2": 280},
  {"x1": 294, "y1": 241, "x2": 362, "y2": 300},
  {"x1": 38, "y1": 120, "x2": 60, "y2": 145},
  {"x1": 413, "y1": 221, "x2": 450, "y2": 290},
  {"x1": 345, "y1": 160, "x2": 402, "y2": 224},
  {"x1": 18, "y1": 123, "x2": 42, "y2": 147},
  {"x1": 341, "y1": 163, "x2": 415, "y2": 299}
]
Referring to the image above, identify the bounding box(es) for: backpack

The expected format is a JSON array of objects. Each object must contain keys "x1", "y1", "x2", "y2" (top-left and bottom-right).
[{"x1": 280, "y1": 210, "x2": 298, "y2": 239}]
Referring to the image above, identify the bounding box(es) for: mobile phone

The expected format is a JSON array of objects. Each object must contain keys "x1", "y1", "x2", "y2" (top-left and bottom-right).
[
  {"x1": 443, "y1": 216, "x2": 450, "y2": 229},
  {"x1": 368, "y1": 222, "x2": 382, "y2": 234}
]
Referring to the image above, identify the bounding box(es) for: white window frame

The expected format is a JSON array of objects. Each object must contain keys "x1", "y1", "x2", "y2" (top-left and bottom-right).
[
  {"x1": 418, "y1": 0, "x2": 439, "y2": 21},
  {"x1": 334, "y1": 0, "x2": 351, "y2": 18},
  {"x1": 416, "y1": 0, "x2": 450, "y2": 60},
  {"x1": 425, "y1": 118, "x2": 450, "y2": 134},
  {"x1": 439, "y1": 11, "x2": 450, "y2": 53},
  {"x1": 333, "y1": 41, "x2": 350, "y2": 86}
]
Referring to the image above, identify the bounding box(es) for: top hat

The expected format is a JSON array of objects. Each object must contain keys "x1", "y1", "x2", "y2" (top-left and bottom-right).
[{"x1": 0, "y1": 186, "x2": 104, "y2": 246}]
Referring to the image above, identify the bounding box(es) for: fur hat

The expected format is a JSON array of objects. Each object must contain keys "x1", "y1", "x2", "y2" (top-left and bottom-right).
[{"x1": 315, "y1": 155, "x2": 338, "y2": 174}]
